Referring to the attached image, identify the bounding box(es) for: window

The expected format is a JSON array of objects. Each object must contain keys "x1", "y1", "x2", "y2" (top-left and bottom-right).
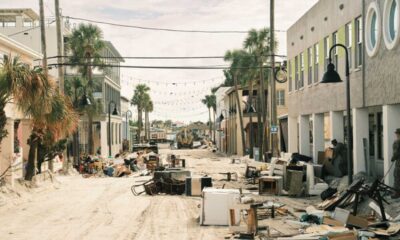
[
  {"x1": 288, "y1": 61, "x2": 292, "y2": 92},
  {"x1": 295, "y1": 56, "x2": 299, "y2": 90},
  {"x1": 345, "y1": 22, "x2": 353, "y2": 69},
  {"x1": 307, "y1": 47, "x2": 313, "y2": 85},
  {"x1": 4, "y1": 21, "x2": 16, "y2": 27},
  {"x1": 299, "y1": 53, "x2": 304, "y2": 88},
  {"x1": 314, "y1": 43, "x2": 319, "y2": 83},
  {"x1": 23, "y1": 20, "x2": 33, "y2": 27},
  {"x1": 277, "y1": 90, "x2": 285, "y2": 106},
  {"x1": 383, "y1": 0, "x2": 400, "y2": 49},
  {"x1": 366, "y1": 2, "x2": 381, "y2": 57},
  {"x1": 324, "y1": 36, "x2": 330, "y2": 72},
  {"x1": 356, "y1": 16, "x2": 363, "y2": 66},
  {"x1": 332, "y1": 31, "x2": 338, "y2": 72}
]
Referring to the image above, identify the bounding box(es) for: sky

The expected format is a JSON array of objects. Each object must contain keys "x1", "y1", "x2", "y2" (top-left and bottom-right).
[{"x1": 0, "y1": 0, "x2": 318, "y2": 123}]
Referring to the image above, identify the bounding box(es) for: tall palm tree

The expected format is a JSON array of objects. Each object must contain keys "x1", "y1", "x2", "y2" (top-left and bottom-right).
[
  {"x1": 68, "y1": 23, "x2": 105, "y2": 155},
  {"x1": 243, "y1": 28, "x2": 277, "y2": 158},
  {"x1": 131, "y1": 84, "x2": 150, "y2": 143},
  {"x1": 201, "y1": 95, "x2": 214, "y2": 141},
  {"x1": 64, "y1": 76, "x2": 101, "y2": 165},
  {"x1": 144, "y1": 98, "x2": 153, "y2": 141}
]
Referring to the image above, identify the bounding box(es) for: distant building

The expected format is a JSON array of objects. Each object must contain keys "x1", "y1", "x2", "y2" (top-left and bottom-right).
[
  {"x1": 149, "y1": 128, "x2": 167, "y2": 143},
  {"x1": 0, "y1": 8, "x2": 71, "y2": 84}
]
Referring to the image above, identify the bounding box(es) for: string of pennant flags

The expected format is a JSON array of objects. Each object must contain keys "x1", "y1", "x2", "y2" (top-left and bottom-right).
[{"x1": 120, "y1": 75, "x2": 224, "y2": 87}]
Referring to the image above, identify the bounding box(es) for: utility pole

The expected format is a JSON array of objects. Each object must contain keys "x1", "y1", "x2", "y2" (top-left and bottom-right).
[
  {"x1": 39, "y1": 0, "x2": 53, "y2": 172},
  {"x1": 55, "y1": 0, "x2": 64, "y2": 93},
  {"x1": 270, "y1": 0, "x2": 278, "y2": 157},
  {"x1": 55, "y1": 0, "x2": 70, "y2": 173}
]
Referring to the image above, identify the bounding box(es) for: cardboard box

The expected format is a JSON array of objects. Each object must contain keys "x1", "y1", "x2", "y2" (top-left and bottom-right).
[
  {"x1": 185, "y1": 176, "x2": 212, "y2": 196},
  {"x1": 346, "y1": 214, "x2": 369, "y2": 228}
]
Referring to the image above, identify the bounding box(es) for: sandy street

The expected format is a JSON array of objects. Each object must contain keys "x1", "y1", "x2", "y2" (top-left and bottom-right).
[{"x1": 0, "y1": 149, "x2": 241, "y2": 240}]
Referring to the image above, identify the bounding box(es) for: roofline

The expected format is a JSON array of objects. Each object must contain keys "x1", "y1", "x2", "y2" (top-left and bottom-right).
[
  {"x1": 120, "y1": 96, "x2": 130, "y2": 102},
  {"x1": 104, "y1": 41, "x2": 125, "y2": 62},
  {"x1": 0, "y1": 8, "x2": 40, "y2": 20},
  {"x1": 0, "y1": 32, "x2": 42, "y2": 59}
]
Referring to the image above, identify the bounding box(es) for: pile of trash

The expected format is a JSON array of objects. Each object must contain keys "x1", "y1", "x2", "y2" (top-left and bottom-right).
[{"x1": 80, "y1": 150, "x2": 160, "y2": 178}]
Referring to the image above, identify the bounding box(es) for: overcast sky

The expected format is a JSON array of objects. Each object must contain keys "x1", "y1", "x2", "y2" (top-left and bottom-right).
[{"x1": 0, "y1": 0, "x2": 318, "y2": 123}]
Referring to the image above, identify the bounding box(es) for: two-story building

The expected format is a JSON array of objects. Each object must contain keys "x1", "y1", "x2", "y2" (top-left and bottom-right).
[{"x1": 287, "y1": 0, "x2": 400, "y2": 186}]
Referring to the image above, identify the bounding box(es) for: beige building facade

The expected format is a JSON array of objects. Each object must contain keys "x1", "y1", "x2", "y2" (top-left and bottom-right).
[{"x1": 0, "y1": 32, "x2": 42, "y2": 185}]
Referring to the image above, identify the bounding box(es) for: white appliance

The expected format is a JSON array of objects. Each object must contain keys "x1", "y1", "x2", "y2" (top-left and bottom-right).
[{"x1": 200, "y1": 188, "x2": 240, "y2": 226}]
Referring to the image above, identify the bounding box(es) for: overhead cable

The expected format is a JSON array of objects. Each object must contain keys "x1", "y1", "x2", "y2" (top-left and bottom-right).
[{"x1": 66, "y1": 16, "x2": 286, "y2": 34}]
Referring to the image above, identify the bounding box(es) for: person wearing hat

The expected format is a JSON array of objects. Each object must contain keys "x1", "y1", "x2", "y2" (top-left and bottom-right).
[{"x1": 391, "y1": 128, "x2": 400, "y2": 199}]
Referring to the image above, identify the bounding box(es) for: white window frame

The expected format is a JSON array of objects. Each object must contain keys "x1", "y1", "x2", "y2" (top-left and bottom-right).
[
  {"x1": 307, "y1": 47, "x2": 313, "y2": 86},
  {"x1": 314, "y1": 43, "x2": 319, "y2": 84},
  {"x1": 324, "y1": 36, "x2": 330, "y2": 72},
  {"x1": 356, "y1": 17, "x2": 363, "y2": 67},
  {"x1": 345, "y1": 22, "x2": 353, "y2": 69},
  {"x1": 383, "y1": 0, "x2": 400, "y2": 50},
  {"x1": 300, "y1": 52, "x2": 304, "y2": 89},
  {"x1": 365, "y1": 2, "x2": 381, "y2": 57}
]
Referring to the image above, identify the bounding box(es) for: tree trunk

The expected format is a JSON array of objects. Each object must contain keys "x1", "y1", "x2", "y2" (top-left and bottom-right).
[
  {"x1": 259, "y1": 61, "x2": 267, "y2": 161},
  {"x1": 248, "y1": 80, "x2": 254, "y2": 158},
  {"x1": 25, "y1": 132, "x2": 38, "y2": 181},
  {"x1": 73, "y1": 131, "x2": 80, "y2": 167},
  {"x1": 138, "y1": 109, "x2": 142, "y2": 143},
  {"x1": 257, "y1": 94, "x2": 262, "y2": 151},
  {"x1": 88, "y1": 114, "x2": 94, "y2": 154},
  {"x1": 213, "y1": 109, "x2": 216, "y2": 143},
  {"x1": 208, "y1": 108, "x2": 212, "y2": 141},
  {"x1": 87, "y1": 60, "x2": 95, "y2": 154},
  {"x1": 144, "y1": 110, "x2": 148, "y2": 141},
  {"x1": 233, "y1": 74, "x2": 246, "y2": 156},
  {"x1": 0, "y1": 101, "x2": 7, "y2": 147}
]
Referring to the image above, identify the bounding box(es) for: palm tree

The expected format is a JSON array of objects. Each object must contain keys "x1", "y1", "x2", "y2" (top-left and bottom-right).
[
  {"x1": 0, "y1": 55, "x2": 30, "y2": 147},
  {"x1": 224, "y1": 50, "x2": 256, "y2": 155},
  {"x1": 243, "y1": 28, "x2": 277, "y2": 158},
  {"x1": 25, "y1": 88, "x2": 77, "y2": 180},
  {"x1": 201, "y1": 95, "x2": 214, "y2": 141},
  {"x1": 131, "y1": 84, "x2": 150, "y2": 143},
  {"x1": 144, "y1": 98, "x2": 153, "y2": 141},
  {"x1": 0, "y1": 55, "x2": 77, "y2": 180},
  {"x1": 68, "y1": 23, "x2": 105, "y2": 155}
]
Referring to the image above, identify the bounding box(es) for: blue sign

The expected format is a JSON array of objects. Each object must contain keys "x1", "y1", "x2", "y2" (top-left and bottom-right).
[{"x1": 271, "y1": 125, "x2": 278, "y2": 134}]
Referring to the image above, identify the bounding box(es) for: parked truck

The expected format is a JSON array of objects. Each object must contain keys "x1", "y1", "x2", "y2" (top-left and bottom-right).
[{"x1": 176, "y1": 128, "x2": 194, "y2": 149}]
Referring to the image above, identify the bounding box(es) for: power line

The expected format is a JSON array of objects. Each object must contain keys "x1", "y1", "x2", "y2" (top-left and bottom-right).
[
  {"x1": 48, "y1": 63, "x2": 273, "y2": 70},
  {"x1": 46, "y1": 54, "x2": 287, "y2": 60},
  {"x1": 66, "y1": 16, "x2": 287, "y2": 34}
]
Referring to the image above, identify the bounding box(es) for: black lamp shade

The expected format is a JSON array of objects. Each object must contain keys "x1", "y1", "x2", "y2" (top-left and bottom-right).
[
  {"x1": 247, "y1": 105, "x2": 256, "y2": 113},
  {"x1": 80, "y1": 95, "x2": 91, "y2": 106},
  {"x1": 112, "y1": 107, "x2": 119, "y2": 115},
  {"x1": 219, "y1": 113, "x2": 224, "y2": 121},
  {"x1": 321, "y1": 63, "x2": 342, "y2": 84}
]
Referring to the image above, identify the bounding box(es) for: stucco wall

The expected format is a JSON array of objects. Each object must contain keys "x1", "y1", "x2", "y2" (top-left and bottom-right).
[
  {"x1": 287, "y1": 0, "x2": 364, "y2": 117},
  {"x1": 364, "y1": 0, "x2": 400, "y2": 106}
]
